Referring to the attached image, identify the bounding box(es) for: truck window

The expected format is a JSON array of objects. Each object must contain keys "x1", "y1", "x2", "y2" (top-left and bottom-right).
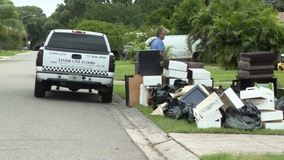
[{"x1": 47, "y1": 32, "x2": 108, "y2": 52}]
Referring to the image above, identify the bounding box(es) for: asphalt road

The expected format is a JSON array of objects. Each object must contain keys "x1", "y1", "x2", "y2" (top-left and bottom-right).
[{"x1": 0, "y1": 51, "x2": 147, "y2": 160}]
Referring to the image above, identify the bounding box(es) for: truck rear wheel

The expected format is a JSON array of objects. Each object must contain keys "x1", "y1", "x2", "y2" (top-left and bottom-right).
[
  {"x1": 101, "y1": 86, "x2": 113, "y2": 103},
  {"x1": 34, "y1": 78, "x2": 46, "y2": 97}
]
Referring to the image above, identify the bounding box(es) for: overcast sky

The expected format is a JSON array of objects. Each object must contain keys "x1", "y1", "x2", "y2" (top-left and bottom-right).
[{"x1": 11, "y1": 0, "x2": 64, "y2": 17}]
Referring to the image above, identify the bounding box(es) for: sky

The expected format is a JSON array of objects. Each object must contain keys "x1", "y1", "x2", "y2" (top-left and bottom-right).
[{"x1": 11, "y1": 0, "x2": 64, "y2": 17}]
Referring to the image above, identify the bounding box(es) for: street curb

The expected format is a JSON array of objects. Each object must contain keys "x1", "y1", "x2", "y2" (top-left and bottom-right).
[
  {"x1": 0, "y1": 56, "x2": 12, "y2": 61},
  {"x1": 107, "y1": 95, "x2": 199, "y2": 160},
  {"x1": 0, "y1": 51, "x2": 32, "y2": 61}
]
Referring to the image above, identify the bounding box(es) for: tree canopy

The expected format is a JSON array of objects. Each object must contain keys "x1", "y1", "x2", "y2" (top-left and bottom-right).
[
  {"x1": 0, "y1": 0, "x2": 25, "y2": 49},
  {"x1": 188, "y1": 0, "x2": 284, "y2": 69}
]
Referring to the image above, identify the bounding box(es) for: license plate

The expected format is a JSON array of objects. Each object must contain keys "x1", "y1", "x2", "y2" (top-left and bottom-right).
[{"x1": 69, "y1": 75, "x2": 82, "y2": 81}]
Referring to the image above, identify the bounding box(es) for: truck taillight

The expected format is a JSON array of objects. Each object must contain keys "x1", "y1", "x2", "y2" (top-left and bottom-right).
[
  {"x1": 109, "y1": 55, "x2": 115, "y2": 72},
  {"x1": 36, "y1": 50, "x2": 43, "y2": 66}
]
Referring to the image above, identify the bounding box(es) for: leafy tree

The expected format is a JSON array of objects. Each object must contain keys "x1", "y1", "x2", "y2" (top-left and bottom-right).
[
  {"x1": 171, "y1": 0, "x2": 204, "y2": 34},
  {"x1": 49, "y1": 0, "x2": 184, "y2": 29},
  {"x1": 189, "y1": 0, "x2": 284, "y2": 69},
  {"x1": 42, "y1": 19, "x2": 64, "y2": 33},
  {"x1": 135, "y1": 0, "x2": 182, "y2": 15},
  {"x1": 111, "y1": 3, "x2": 145, "y2": 27},
  {"x1": 84, "y1": 2, "x2": 113, "y2": 23},
  {"x1": 49, "y1": 4, "x2": 72, "y2": 28},
  {"x1": 75, "y1": 20, "x2": 127, "y2": 54},
  {"x1": 0, "y1": 0, "x2": 25, "y2": 49},
  {"x1": 64, "y1": 0, "x2": 86, "y2": 18},
  {"x1": 16, "y1": 6, "x2": 47, "y2": 49},
  {"x1": 85, "y1": 1, "x2": 145, "y2": 27},
  {"x1": 145, "y1": 7, "x2": 172, "y2": 29}
]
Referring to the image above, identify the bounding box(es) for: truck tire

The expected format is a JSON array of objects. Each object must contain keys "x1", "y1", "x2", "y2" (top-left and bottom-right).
[
  {"x1": 101, "y1": 86, "x2": 113, "y2": 103},
  {"x1": 34, "y1": 78, "x2": 46, "y2": 97}
]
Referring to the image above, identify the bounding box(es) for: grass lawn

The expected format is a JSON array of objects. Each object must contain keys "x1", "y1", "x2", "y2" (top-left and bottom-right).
[
  {"x1": 114, "y1": 60, "x2": 136, "y2": 80},
  {"x1": 115, "y1": 60, "x2": 284, "y2": 88},
  {"x1": 0, "y1": 50, "x2": 29, "y2": 57},
  {"x1": 201, "y1": 153, "x2": 284, "y2": 160}
]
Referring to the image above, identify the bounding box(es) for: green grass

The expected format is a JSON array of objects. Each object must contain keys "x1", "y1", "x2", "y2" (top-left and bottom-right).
[
  {"x1": 114, "y1": 84, "x2": 126, "y2": 100},
  {"x1": 201, "y1": 153, "x2": 284, "y2": 160},
  {"x1": 0, "y1": 50, "x2": 29, "y2": 57},
  {"x1": 204, "y1": 65, "x2": 236, "y2": 82},
  {"x1": 115, "y1": 60, "x2": 284, "y2": 86},
  {"x1": 115, "y1": 60, "x2": 135, "y2": 80}
]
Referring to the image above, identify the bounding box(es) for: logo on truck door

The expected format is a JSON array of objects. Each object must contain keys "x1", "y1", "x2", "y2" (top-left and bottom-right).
[{"x1": 43, "y1": 50, "x2": 109, "y2": 71}]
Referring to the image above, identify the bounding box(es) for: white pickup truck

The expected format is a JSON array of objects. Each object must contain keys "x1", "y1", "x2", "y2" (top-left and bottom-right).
[{"x1": 34, "y1": 29, "x2": 115, "y2": 103}]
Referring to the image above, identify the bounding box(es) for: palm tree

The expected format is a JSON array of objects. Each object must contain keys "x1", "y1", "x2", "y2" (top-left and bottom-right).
[{"x1": 0, "y1": 0, "x2": 26, "y2": 50}]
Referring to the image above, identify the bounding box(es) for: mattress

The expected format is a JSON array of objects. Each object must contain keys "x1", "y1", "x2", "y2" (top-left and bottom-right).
[
  {"x1": 238, "y1": 60, "x2": 274, "y2": 70},
  {"x1": 240, "y1": 51, "x2": 275, "y2": 63},
  {"x1": 237, "y1": 69, "x2": 274, "y2": 79}
]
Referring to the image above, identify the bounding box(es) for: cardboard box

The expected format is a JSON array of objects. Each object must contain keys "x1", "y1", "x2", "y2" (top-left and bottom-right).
[
  {"x1": 189, "y1": 79, "x2": 213, "y2": 87},
  {"x1": 195, "y1": 109, "x2": 222, "y2": 121},
  {"x1": 188, "y1": 68, "x2": 211, "y2": 80},
  {"x1": 196, "y1": 92, "x2": 224, "y2": 118},
  {"x1": 261, "y1": 110, "x2": 283, "y2": 122},
  {"x1": 163, "y1": 68, "x2": 188, "y2": 79},
  {"x1": 196, "y1": 119, "x2": 221, "y2": 128},
  {"x1": 163, "y1": 60, "x2": 187, "y2": 71},
  {"x1": 143, "y1": 75, "x2": 162, "y2": 86},
  {"x1": 240, "y1": 86, "x2": 274, "y2": 100},
  {"x1": 246, "y1": 98, "x2": 275, "y2": 111},
  {"x1": 125, "y1": 75, "x2": 143, "y2": 107},
  {"x1": 263, "y1": 120, "x2": 284, "y2": 130},
  {"x1": 220, "y1": 87, "x2": 244, "y2": 111}
]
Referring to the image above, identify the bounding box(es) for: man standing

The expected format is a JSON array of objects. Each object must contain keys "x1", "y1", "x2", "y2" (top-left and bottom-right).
[{"x1": 150, "y1": 29, "x2": 165, "y2": 60}]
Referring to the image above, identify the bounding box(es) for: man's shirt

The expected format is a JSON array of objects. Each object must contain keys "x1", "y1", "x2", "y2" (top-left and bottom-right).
[{"x1": 150, "y1": 37, "x2": 165, "y2": 53}]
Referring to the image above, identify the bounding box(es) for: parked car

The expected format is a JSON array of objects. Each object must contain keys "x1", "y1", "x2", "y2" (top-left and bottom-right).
[
  {"x1": 120, "y1": 45, "x2": 133, "y2": 59},
  {"x1": 34, "y1": 29, "x2": 115, "y2": 102},
  {"x1": 145, "y1": 35, "x2": 201, "y2": 60}
]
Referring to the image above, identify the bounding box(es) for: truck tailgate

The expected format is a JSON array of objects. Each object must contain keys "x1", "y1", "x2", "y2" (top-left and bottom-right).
[{"x1": 42, "y1": 49, "x2": 110, "y2": 73}]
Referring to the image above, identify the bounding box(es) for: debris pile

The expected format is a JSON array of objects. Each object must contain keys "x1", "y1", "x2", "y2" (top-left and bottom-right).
[{"x1": 125, "y1": 50, "x2": 284, "y2": 130}]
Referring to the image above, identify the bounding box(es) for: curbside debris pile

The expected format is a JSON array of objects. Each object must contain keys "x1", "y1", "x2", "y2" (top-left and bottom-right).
[{"x1": 125, "y1": 50, "x2": 284, "y2": 130}]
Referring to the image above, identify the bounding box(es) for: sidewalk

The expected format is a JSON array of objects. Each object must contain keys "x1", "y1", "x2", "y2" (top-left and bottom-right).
[
  {"x1": 112, "y1": 95, "x2": 284, "y2": 160},
  {"x1": 169, "y1": 133, "x2": 284, "y2": 156}
]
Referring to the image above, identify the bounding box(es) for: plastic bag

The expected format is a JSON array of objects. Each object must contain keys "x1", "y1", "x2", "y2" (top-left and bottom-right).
[
  {"x1": 223, "y1": 101, "x2": 262, "y2": 130},
  {"x1": 216, "y1": 85, "x2": 225, "y2": 96},
  {"x1": 150, "y1": 84, "x2": 175, "y2": 109},
  {"x1": 163, "y1": 98, "x2": 196, "y2": 121},
  {"x1": 173, "y1": 79, "x2": 188, "y2": 90},
  {"x1": 165, "y1": 106, "x2": 184, "y2": 120},
  {"x1": 185, "y1": 103, "x2": 196, "y2": 123},
  {"x1": 276, "y1": 96, "x2": 284, "y2": 111}
]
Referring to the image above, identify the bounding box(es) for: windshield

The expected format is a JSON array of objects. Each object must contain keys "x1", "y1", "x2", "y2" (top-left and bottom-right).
[{"x1": 47, "y1": 32, "x2": 108, "y2": 52}]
